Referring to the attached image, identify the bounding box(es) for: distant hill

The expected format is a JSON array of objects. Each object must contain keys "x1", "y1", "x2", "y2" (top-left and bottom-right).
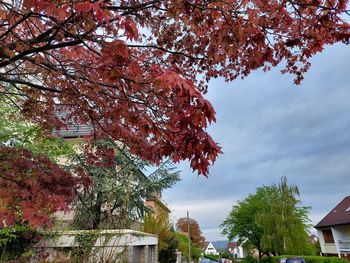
[{"x1": 210, "y1": 240, "x2": 228, "y2": 249}]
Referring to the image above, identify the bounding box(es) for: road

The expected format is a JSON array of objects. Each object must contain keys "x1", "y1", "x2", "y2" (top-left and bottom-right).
[{"x1": 200, "y1": 259, "x2": 218, "y2": 263}]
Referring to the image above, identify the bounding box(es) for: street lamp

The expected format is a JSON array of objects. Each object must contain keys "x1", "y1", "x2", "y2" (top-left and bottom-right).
[{"x1": 187, "y1": 211, "x2": 191, "y2": 263}]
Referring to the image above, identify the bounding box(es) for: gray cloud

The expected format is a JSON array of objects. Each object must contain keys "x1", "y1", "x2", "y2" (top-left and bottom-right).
[{"x1": 163, "y1": 43, "x2": 350, "y2": 241}]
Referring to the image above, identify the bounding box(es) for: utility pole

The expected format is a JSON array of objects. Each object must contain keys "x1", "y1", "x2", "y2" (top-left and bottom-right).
[{"x1": 187, "y1": 211, "x2": 191, "y2": 263}]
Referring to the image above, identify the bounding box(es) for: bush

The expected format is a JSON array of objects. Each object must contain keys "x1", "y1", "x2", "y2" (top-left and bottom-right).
[
  {"x1": 242, "y1": 255, "x2": 258, "y2": 263},
  {"x1": 300, "y1": 256, "x2": 347, "y2": 263},
  {"x1": 204, "y1": 253, "x2": 221, "y2": 260},
  {"x1": 158, "y1": 235, "x2": 178, "y2": 263},
  {"x1": 259, "y1": 257, "x2": 276, "y2": 263},
  {"x1": 175, "y1": 232, "x2": 201, "y2": 261},
  {"x1": 0, "y1": 224, "x2": 40, "y2": 261},
  {"x1": 265, "y1": 256, "x2": 347, "y2": 263}
]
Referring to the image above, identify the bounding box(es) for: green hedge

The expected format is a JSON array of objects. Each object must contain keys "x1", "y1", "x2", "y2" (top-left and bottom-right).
[
  {"x1": 259, "y1": 256, "x2": 347, "y2": 263},
  {"x1": 242, "y1": 255, "x2": 259, "y2": 263},
  {"x1": 204, "y1": 253, "x2": 221, "y2": 261}
]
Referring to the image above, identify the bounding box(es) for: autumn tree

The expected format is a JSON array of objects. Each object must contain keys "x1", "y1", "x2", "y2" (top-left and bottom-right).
[
  {"x1": 221, "y1": 177, "x2": 312, "y2": 257},
  {"x1": 0, "y1": 96, "x2": 78, "y2": 228},
  {"x1": 0, "y1": 0, "x2": 349, "y2": 178},
  {"x1": 0, "y1": 0, "x2": 349, "y2": 230},
  {"x1": 176, "y1": 217, "x2": 206, "y2": 248}
]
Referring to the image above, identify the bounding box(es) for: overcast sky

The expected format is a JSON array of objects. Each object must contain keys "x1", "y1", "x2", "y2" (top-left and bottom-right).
[{"x1": 161, "y1": 43, "x2": 350, "y2": 241}]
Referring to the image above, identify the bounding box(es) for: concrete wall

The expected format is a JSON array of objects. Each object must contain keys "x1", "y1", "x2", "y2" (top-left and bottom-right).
[{"x1": 38, "y1": 229, "x2": 158, "y2": 263}]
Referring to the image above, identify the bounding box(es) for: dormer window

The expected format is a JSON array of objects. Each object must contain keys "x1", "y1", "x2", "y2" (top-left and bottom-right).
[{"x1": 345, "y1": 206, "x2": 350, "y2": 212}]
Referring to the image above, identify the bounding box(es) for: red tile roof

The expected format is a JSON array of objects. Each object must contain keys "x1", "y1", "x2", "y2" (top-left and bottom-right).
[
  {"x1": 315, "y1": 196, "x2": 350, "y2": 228},
  {"x1": 227, "y1": 242, "x2": 238, "y2": 248}
]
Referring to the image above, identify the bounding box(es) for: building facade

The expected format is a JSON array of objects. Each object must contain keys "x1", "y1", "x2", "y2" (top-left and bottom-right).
[{"x1": 315, "y1": 196, "x2": 350, "y2": 260}]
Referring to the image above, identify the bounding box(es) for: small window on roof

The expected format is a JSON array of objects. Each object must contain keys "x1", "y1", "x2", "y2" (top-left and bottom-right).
[{"x1": 345, "y1": 206, "x2": 350, "y2": 212}]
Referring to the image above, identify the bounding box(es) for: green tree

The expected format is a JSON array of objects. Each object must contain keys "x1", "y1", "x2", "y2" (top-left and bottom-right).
[
  {"x1": 257, "y1": 177, "x2": 312, "y2": 256},
  {"x1": 144, "y1": 209, "x2": 178, "y2": 263},
  {"x1": 69, "y1": 139, "x2": 180, "y2": 230},
  {"x1": 221, "y1": 177, "x2": 312, "y2": 257},
  {"x1": 221, "y1": 187, "x2": 270, "y2": 258},
  {"x1": 175, "y1": 232, "x2": 201, "y2": 262},
  {"x1": 0, "y1": 95, "x2": 75, "y2": 161}
]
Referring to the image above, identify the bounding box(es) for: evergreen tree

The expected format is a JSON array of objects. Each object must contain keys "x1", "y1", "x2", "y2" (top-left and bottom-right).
[{"x1": 69, "y1": 140, "x2": 180, "y2": 230}]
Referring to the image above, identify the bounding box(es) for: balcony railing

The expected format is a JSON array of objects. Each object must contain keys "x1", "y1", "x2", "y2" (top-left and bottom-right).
[{"x1": 338, "y1": 240, "x2": 350, "y2": 251}]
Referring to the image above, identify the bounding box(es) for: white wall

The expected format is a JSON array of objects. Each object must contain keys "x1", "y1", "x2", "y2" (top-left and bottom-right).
[
  {"x1": 205, "y1": 242, "x2": 219, "y2": 255},
  {"x1": 333, "y1": 225, "x2": 350, "y2": 241},
  {"x1": 317, "y1": 229, "x2": 337, "y2": 255}
]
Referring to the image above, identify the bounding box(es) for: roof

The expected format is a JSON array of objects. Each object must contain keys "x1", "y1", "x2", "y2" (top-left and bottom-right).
[
  {"x1": 315, "y1": 196, "x2": 350, "y2": 228},
  {"x1": 227, "y1": 242, "x2": 238, "y2": 248},
  {"x1": 53, "y1": 109, "x2": 93, "y2": 138},
  {"x1": 54, "y1": 123, "x2": 93, "y2": 138}
]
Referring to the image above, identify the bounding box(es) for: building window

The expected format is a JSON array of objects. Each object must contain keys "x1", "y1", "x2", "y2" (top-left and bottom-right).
[{"x1": 323, "y1": 229, "x2": 334, "y2": 243}]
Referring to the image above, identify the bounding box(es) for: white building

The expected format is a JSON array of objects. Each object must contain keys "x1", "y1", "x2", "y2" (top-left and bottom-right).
[
  {"x1": 204, "y1": 242, "x2": 219, "y2": 255},
  {"x1": 227, "y1": 241, "x2": 246, "y2": 258},
  {"x1": 315, "y1": 196, "x2": 350, "y2": 261}
]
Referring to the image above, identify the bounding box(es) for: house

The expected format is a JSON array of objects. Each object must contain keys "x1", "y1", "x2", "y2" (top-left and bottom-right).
[
  {"x1": 53, "y1": 112, "x2": 171, "y2": 227},
  {"x1": 227, "y1": 241, "x2": 246, "y2": 258},
  {"x1": 308, "y1": 234, "x2": 319, "y2": 244},
  {"x1": 315, "y1": 196, "x2": 350, "y2": 260},
  {"x1": 204, "y1": 242, "x2": 219, "y2": 255},
  {"x1": 48, "y1": 114, "x2": 171, "y2": 263}
]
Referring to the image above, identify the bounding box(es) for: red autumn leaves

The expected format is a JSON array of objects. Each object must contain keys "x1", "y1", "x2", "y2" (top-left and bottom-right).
[{"x1": 0, "y1": 0, "x2": 349, "y2": 228}]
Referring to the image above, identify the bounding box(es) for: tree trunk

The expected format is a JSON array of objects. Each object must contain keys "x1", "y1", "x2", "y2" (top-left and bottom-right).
[{"x1": 92, "y1": 192, "x2": 103, "y2": 229}]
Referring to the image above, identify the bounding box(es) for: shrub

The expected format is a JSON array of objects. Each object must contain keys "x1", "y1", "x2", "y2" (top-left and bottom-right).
[
  {"x1": 242, "y1": 255, "x2": 259, "y2": 263},
  {"x1": 268, "y1": 256, "x2": 347, "y2": 263},
  {"x1": 302, "y1": 256, "x2": 347, "y2": 263},
  {"x1": 204, "y1": 253, "x2": 221, "y2": 260},
  {"x1": 259, "y1": 257, "x2": 276, "y2": 263},
  {"x1": 0, "y1": 224, "x2": 40, "y2": 261},
  {"x1": 175, "y1": 232, "x2": 201, "y2": 261}
]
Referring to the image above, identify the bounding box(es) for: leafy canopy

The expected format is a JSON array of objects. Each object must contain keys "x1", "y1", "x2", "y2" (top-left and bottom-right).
[
  {"x1": 0, "y1": 0, "x2": 349, "y2": 175},
  {"x1": 257, "y1": 177, "x2": 313, "y2": 256},
  {"x1": 221, "y1": 177, "x2": 313, "y2": 257},
  {"x1": 221, "y1": 187, "x2": 270, "y2": 257},
  {"x1": 175, "y1": 232, "x2": 202, "y2": 261},
  {"x1": 144, "y1": 209, "x2": 178, "y2": 263},
  {"x1": 0, "y1": 98, "x2": 77, "y2": 228},
  {"x1": 176, "y1": 217, "x2": 206, "y2": 248}
]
